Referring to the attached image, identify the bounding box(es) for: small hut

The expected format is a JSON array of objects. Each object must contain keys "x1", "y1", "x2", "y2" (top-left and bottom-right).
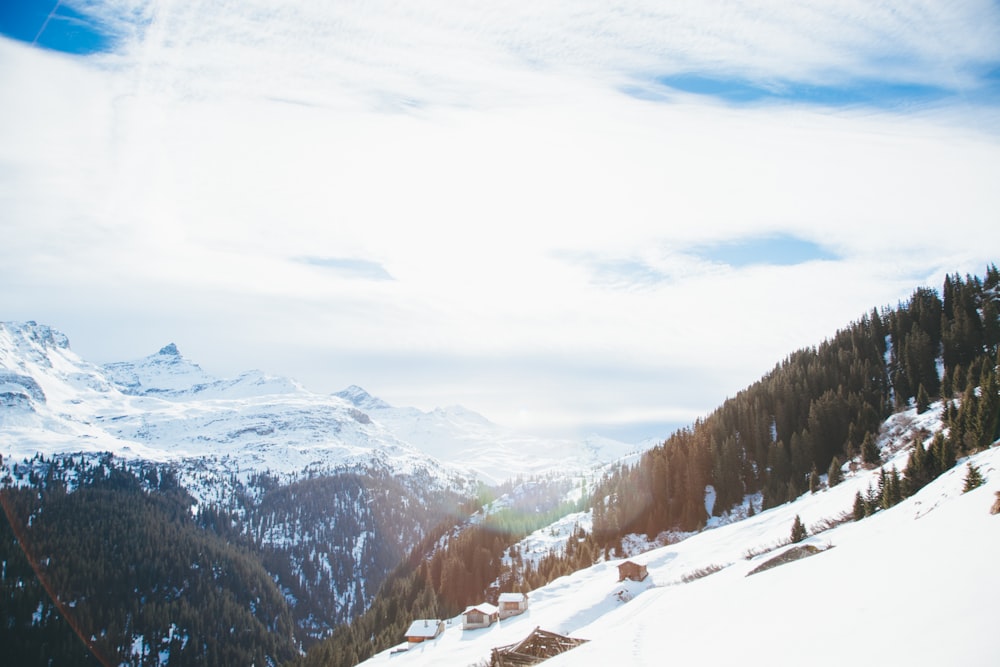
[
  {"x1": 617, "y1": 559, "x2": 648, "y2": 582},
  {"x1": 491, "y1": 627, "x2": 588, "y2": 667},
  {"x1": 462, "y1": 603, "x2": 500, "y2": 630},
  {"x1": 404, "y1": 619, "x2": 445, "y2": 644},
  {"x1": 498, "y1": 592, "x2": 529, "y2": 619}
]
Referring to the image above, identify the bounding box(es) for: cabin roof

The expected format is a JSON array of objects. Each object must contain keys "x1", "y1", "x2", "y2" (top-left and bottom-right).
[
  {"x1": 463, "y1": 603, "x2": 499, "y2": 616},
  {"x1": 405, "y1": 619, "x2": 442, "y2": 638},
  {"x1": 498, "y1": 592, "x2": 527, "y2": 603}
]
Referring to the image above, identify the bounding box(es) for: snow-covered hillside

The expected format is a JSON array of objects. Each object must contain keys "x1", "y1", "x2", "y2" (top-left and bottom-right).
[
  {"x1": 0, "y1": 322, "x2": 636, "y2": 495},
  {"x1": 359, "y1": 405, "x2": 1000, "y2": 666}
]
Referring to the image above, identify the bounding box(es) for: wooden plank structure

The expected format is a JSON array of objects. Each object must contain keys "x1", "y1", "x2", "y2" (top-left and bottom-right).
[{"x1": 490, "y1": 627, "x2": 588, "y2": 667}]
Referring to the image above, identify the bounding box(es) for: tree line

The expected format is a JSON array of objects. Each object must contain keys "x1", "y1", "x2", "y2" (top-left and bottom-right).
[{"x1": 586, "y1": 266, "x2": 999, "y2": 551}]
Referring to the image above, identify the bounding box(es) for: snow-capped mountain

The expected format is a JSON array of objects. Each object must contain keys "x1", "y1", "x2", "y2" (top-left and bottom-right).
[
  {"x1": 1, "y1": 321, "x2": 638, "y2": 493},
  {"x1": 103, "y1": 342, "x2": 305, "y2": 399},
  {"x1": 335, "y1": 385, "x2": 638, "y2": 485},
  {"x1": 0, "y1": 322, "x2": 468, "y2": 496},
  {"x1": 358, "y1": 403, "x2": 1000, "y2": 666},
  {"x1": 0, "y1": 320, "x2": 641, "y2": 652}
]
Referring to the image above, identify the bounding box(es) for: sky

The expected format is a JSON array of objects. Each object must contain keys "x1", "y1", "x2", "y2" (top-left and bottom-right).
[{"x1": 1, "y1": 1, "x2": 999, "y2": 442}]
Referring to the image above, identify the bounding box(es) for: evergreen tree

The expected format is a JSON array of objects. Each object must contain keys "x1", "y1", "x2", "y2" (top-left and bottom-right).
[
  {"x1": 931, "y1": 431, "x2": 956, "y2": 473},
  {"x1": 853, "y1": 491, "x2": 866, "y2": 521},
  {"x1": 881, "y1": 467, "x2": 902, "y2": 508},
  {"x1": 940, "y1": 366, "x2": 953, "y2": 399},
  {"x1": 864, "y1": 482, "x2": 880, "y2": 516},
  {"x1": 916, "y1": 384, "x2": 931, "y2": 414},
  {"x1": 975, "y1": 362, "x2": 999, "y2": 448},
  {"x1": 861, "y1": 432, "x2": 881, "y2": 466},
  {"x1": 904, "y1": 438, "x2": 931, "y2": 496},
  {"x1": 808, "y1": 464, "x2": 820, "y2": 494},
  {"x1": 827, "y1": 456, "x2": 842, "y2": 488},
  {"x1": 963, "y1": 463, "x2": 984, "y2": 493},
  {"x1": 790, "y1": 515, "x2": 807, "y2": 543}
]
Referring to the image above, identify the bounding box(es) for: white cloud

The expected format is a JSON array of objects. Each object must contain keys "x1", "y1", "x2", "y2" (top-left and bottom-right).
[{"x1": 2, "y1": 2, "x2": 999, "y2": 438}]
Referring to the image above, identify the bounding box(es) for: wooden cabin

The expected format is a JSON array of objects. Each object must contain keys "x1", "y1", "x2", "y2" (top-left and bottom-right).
[
  {"x1": 462, "y1": 603, "x2": 500, "y2": 630},
  {"x1": 617, "y1": 560, "x2": 648, "y2": 582},
  {"x1": 498, "y1": 592, "x2": 530, "y2": 619},
  {"x1": 404, "y1": 619, "x2": 445, "y2": 643}
]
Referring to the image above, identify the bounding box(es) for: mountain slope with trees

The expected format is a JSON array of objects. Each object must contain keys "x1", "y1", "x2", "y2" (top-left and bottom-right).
[
  {"x1": 305, "y1": 264, "x2": 999, "y2": 666},
  {"x1": 0, "y1": 454, "x2": 474, "y2": 664},
  {"x1": 589, "y1": 266, "x2": 999, "y2": 547}
]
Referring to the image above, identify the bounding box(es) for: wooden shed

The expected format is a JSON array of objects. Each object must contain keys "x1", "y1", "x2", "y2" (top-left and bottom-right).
[
  {"x1": 491, "y1": 627, "x2": 588, "y2": 667},
  {"x1": 617, "y1": 559, "x2": 648, "y2": 582},
  {"x1": 404, "y1": 619, "x2": 445, "y2": 643},
  {"x1": 498, "y1": 592, "x2": 529, "y2": 619},
  {"x1": 462, "y1": 603, "x2": 500, "y2": 630}
]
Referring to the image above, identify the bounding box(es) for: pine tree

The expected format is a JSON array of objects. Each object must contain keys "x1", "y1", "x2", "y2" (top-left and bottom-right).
[
  {"x1": 853, "y1": 491, "x2": 866, "y2": 521},
  {"x1": 861, "y1": 432, "x2": 881, "y2": 466},
  {"x1": 975, "y1": 362, "x2": 999, "y2": 448},
  {"x1": 931, "y1": 430, "x2": 956, "y2": 472},
  {"x1": 916, "y1": 384, "x2": 931, "y2": 414},
  {"x1": 790, "y1": 515, "x2": 807, "y2": 543},
  {"x1": 808, "y1": 464, "x2": 820, "y2": 494},
  {"x1": 940, "y1": 366, "x2": 953, "y2": 399},
  {"x1": 884, "y1": 467, "x2": 902, "y2": 508},
  {"x1": 904, "y1": 438, "x2": 930, "y2": 495},
  {"x1": 827, "y1": 457, "x2": 842, "y2": 488},
  {"x1": 963, "y1": 463, "x2": 984, "y2": 493}
]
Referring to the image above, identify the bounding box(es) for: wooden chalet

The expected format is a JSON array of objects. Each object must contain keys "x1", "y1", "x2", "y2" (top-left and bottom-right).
[
  {"x1": 462, "y1": 603, "x2": 500, "y2": 630},
  {"x1": 617, "y1": 559, "x2": 648, "y2": 582},
  {"x1": 491, "y1": 627, "x2": 588, "y2": 667},
  {"x1": 404, "y1": 619, "x2": 445, "y2": 644},
  {"x1": 497, "y1": 592, "x2": 529, "y2": 619}
]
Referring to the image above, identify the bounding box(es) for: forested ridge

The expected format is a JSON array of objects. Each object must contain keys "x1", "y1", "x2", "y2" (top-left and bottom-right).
[
  {"x1": 0, "y1": 455, "x2": 298, "y2": 666},
  {"x1": 589, "y1": 266, "x2": 999, "y2": 547},
  {"x1": 0, "y1": 456, "x2": 471, "y2": 665},
  {"x1": 308, "y1": 265, "x2": 1000, "y2": 666}
]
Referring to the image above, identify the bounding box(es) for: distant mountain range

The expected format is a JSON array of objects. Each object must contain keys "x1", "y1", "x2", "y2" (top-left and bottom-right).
[
  {"x1": 0, "y1": 319, "x2": 640, "y2": 659},
  {"x1": 0, "y1": 320, "x2": 637, "y2": 494}
]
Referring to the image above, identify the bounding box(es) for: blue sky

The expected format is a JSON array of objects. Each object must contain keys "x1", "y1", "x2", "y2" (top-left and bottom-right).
[
  {"x1": 0, "y1": 0, "x2": 114, "y2": 55},
  {"x1": 693, "y1": 234, "x2": 839, "y2": 268},
  {"x1": 1, "y1": 1, "x2": 999, "y2": 441}
]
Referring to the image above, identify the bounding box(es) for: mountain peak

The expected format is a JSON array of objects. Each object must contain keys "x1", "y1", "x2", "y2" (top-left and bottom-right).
[
  {"x1": 158, "y1": 343, "x2": 180, "y2": 356},
  {"x1": 1, "y1": 320, "x2": 71, "y2": 352},
  {"x1": 335, "y1": 385, "x2": 392, "y2": 410}
]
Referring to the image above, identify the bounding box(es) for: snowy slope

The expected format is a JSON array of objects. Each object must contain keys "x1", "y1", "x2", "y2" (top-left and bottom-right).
[
  {"x1": 359, "y1": 405, "x2": 1000, "y2": 666},
  {"x1": 336, "y1": 385, "x2": 638, "y2": 484}
]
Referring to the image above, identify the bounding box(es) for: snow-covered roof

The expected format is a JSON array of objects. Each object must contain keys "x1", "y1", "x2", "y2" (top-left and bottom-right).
[
  {"x1": 498, "y1": 592, "x2": 527, "y2": 603},
  {"x1": 463, "y1": 603, "x2": 498, "y2": 616},
  {"x1": 404, "y1": 620, "x2": 442, "y2": 638}
]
